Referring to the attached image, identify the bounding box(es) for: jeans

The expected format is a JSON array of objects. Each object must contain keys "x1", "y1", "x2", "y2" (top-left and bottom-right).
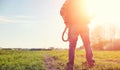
[{"x1": 68, "y1": 24, "x2": 94, "y2": 66}]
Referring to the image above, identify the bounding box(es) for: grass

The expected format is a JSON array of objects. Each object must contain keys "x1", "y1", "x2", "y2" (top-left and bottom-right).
[
  {"x1": 0, "y1": 49, "x2": 120, "y2": 70},
  {"x1": 0, "y1": 50, "x2": 45, "y2": 70}
]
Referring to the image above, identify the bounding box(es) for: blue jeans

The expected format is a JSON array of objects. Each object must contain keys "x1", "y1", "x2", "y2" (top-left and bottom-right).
[{"x1": 68, "y1": 24, "x2": 94, "y2": 66}]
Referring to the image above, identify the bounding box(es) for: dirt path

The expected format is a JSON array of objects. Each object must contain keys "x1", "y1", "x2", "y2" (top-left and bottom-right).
[{"x1": 44, "y1": 55, "x2": 60, "y2": 70}]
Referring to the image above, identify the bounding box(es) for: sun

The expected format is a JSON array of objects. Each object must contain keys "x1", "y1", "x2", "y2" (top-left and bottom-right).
[{"x1": 84, "y1": 0, "x2": 120, "y2": 28}]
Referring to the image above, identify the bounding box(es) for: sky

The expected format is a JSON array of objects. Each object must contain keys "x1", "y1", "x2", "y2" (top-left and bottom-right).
[
  {"x1": 1, "y1": 0, "x2": 120, "y2": 49},
  {"x1": 0, "y1": 0, "x2": 70, "y2": 48}
]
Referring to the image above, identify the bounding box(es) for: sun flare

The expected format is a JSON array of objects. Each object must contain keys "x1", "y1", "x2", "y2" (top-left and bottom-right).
[{"x1": 84, "y1": 0, "x2": 120, "y2": 27}]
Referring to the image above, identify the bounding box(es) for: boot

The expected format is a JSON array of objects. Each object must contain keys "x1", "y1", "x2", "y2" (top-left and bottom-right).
[
  {"x1": 87, "y1": 60, "x2": 95, "y2": 68},
  {"x1": 65, "y1": 63, "x2": 73, "y2": 70}
]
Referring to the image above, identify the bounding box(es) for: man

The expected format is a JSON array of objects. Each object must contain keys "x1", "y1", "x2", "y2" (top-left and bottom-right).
[{"x1": 60, "y1": 0, "x2": 95, "y2": 70}]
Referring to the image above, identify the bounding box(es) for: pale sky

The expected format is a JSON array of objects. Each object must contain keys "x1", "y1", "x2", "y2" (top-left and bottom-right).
[
  {"x1": 0, "y1": 0, "x2": 70, "y2": 48},
  {"x1": 1, "y1": 0, "x2": 120, "y2": 49}
]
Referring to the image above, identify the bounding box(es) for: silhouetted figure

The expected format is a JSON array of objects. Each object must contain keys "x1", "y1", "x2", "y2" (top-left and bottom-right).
[{"x1": 60, "y1": 0, "x2": 95, "y2": 70}]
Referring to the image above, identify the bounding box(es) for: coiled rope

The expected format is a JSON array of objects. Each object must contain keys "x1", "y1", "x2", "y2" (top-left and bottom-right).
[{"x1": 62, "y1": 26, "x2": 69, "y2": 42}]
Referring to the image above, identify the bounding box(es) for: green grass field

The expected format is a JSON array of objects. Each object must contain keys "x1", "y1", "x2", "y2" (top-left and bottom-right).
[{"x1": 0, "y1": 49, "x2": 120, "y2": 70}]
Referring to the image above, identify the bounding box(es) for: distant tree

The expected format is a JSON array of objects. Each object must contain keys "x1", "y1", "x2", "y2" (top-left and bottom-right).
[
  {"x1": 102, "y1": 39, "x2": 120, "y2": 50},
  {"x1": 0, "y1": 47, "x2": 2, "y2": 50},
  {"x1": 90, "y1": 24, "x2": 120, "y2": 50},
  {"x1": 91, "y1": 25, "x2": 105, "y2": 44},
  {"x1": 49, "y1": 47, "x2": 55, "y2": 50},
  {"x1": 90, "y1": 25, "x2": 107, "y2": 50}
]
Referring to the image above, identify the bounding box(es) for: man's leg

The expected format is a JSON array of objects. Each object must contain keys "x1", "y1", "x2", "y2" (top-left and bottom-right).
[
  {"x1": 66, "y1": 26, "x2": 78, "y2": 70},
  {"x1": 80, "y1": 26, "x2": 95, "y2": 67},
  {"x1": 68, "y1": 36, "x2": 78, "y2": 66}
]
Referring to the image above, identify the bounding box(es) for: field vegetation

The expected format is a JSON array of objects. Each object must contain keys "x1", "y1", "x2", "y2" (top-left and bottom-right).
[{"x1": 0, "y1": 49, "x2": 120, "y2": 70}]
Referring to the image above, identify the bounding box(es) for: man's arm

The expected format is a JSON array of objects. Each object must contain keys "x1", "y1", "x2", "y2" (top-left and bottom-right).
[{"x1": 60, "y1": 0, "x2": 71, "y2": 27}]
